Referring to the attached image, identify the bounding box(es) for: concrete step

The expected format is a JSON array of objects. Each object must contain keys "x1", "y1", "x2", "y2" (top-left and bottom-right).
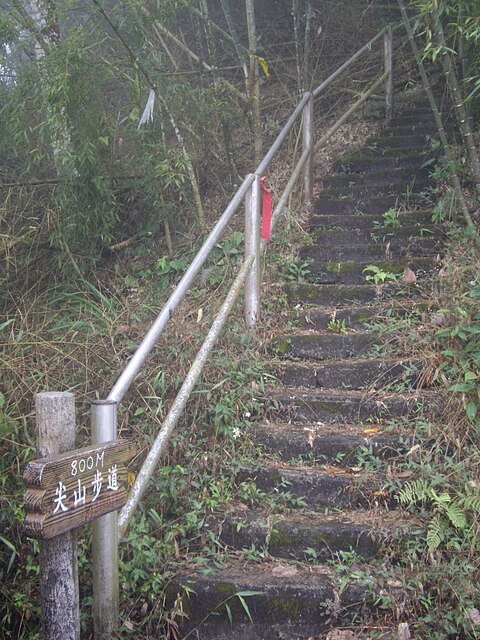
[
  {"x1": 169, "y1": 559, "x2": 393, "y2": 639},
  {"x1": 314, "y1": 193, "x2": 436, "y2": 215},
  {"x1": 313, "y1": 225, "x2": 439, "y2": 247},
  {"x1": 334, "y1": 151, "x2": 431, "y2": 173},
  {"x1": 269, "y1": 333, "x2": 377, "y2": 361},
  {"x1": 270, "y1": 357, "x2": 426, "y2": 390},
  {"x1": 285, "y1": 282, "x2": 423, "y2": 307},
  {"x1": 307, "y1": 257, "x2": 438, "y2": 285},
  {"x1": 269, "y1": 388, "x2": 439, "y2": 423},
  {"x1": 309, "y1": 210, "x2": 434, "y2": 230},
  {"x1": 211, "y1": 507, "x2": 409, "y2": 561},
  {"x1": 292, "y1": 301, "x2": 430, "y2": 330},
  {"x1": 322, "y1": 167, "x2": 430, "y2": 189},
  {"x1": 386, "y1": 123, "x2": 438, "y2": 137},
  {"x1": 372, "y1": 133, "x2": 435, "y2": 150},
  {"x1": 250, "y1": 421, "x2": 409, "y2": 463},
  {"x1": 389, "y1": 113, "x2": 441, "y2": 127},
  {"x1": 236, "y1": 461, "x2": 388, "y2": 509},
  {"x1": 299, "y1": 236, "x2": 444, "y2": 261},
  {"x1": 319, "y1": 176, "x2": 431, "y2": 200}
]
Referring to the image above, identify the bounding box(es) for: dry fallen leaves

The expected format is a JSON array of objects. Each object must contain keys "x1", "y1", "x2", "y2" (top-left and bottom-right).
[
  {"x1": 271, "y1": 564, "x2": 298, "y2": 578},
  {"x1": 397, "y1": 622, "x2": 411, "y2": 640},
  {"x1": 325, "y1": 631, "x2": 357, "y2": 640},
  {"x1": 402, "y1": 266, "x2": 417, "y2": 284}
]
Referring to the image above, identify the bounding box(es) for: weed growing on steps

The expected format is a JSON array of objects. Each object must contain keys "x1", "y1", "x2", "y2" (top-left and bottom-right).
[
  {"x1": 363, "y1": 265, "x2": 399, "y2": 285},
  {"x1": 374, "y1": 207, "x2": 402, "y2": 229}
]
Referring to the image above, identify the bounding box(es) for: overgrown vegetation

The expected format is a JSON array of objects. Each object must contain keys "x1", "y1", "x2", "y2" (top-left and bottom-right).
[
  {"x1": 352, "y1": 1, "x2": 480, "y2": 633},
  {"x1": 0, "y1": 1, "x2": 390, "y2": 635},
  {"x1": 1, "y1": 0, "x2": 479, "y2": 638}
]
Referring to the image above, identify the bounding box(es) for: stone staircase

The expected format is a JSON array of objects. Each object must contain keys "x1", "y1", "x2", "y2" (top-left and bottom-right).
[{"x1": 169, "y1": 93, "x2": 446, "y2": 639}]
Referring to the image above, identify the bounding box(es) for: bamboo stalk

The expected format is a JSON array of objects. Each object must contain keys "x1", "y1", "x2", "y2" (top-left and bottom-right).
[
  {"x1": 189, "y1": 4, "x2": 249, "y2": 62},
  {"x1": 246, "y1": 0, "x2": 262, "y2": 165},
  {"x1": 397, "y1": 0, "x2": 474, "y2": 231},
  {"x1": 199, "y1": 0, "x2": 239, "y2": 185},
  {"x1": 220, "y1": 0, "x2": 248, "y2": 81},
  {"x1": 293, "y1": 0, "x2": 303, "y2": 93},
  {"x1": 160, "y1": 99, "x2": 205, "y2": 229},
  {"x1": 144, "y1": 7, "x2": 245, "y2": 102},
  {"x1": 431, "y1": 9, "x2": 480, "y2": 197},
  {"x1": 302, "y1": 0, "x2": 313, "y2": 91}
]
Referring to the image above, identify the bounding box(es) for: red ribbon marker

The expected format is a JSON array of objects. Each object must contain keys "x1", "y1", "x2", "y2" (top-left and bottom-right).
[{"x1": 260, "y1": 176, "x2": 273, "y2": 240}]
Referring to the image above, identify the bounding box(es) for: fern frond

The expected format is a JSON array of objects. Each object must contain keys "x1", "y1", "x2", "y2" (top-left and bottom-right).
[
  {"x1": 398, "y1": 478, "x2": 430, "y2": 505},
  {"x1": 462, "y1": 491, "x2": 480, "y2": 513},
  {"x1": 427, "y1": 514, "x2": 443, "y2": 552},
  {"x1": 445, "y1": 503, "x2": 467, "y2": 530}
]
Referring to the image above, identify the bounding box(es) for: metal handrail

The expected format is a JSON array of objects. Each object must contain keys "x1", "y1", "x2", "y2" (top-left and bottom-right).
[
  {"x1": 91, "y1": 25, "x2": 395, "y2": 637},
  {"x1": 107, "y1": 92, "x2": 313, "y2": 404},
  {"x1": 107, "y1": 173, "x2": 255, "y2": 403}
]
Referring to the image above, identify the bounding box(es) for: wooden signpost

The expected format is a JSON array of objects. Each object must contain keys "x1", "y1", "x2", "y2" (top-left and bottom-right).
[
  {"x1": 24, "y1": 440, "x2": 136, "y2": 539},
  {"x1": 25, "y1": 392, "x2": 136, "y2": 640}
]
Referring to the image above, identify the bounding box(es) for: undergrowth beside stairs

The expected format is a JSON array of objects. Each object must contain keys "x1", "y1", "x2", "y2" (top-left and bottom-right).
[{"x1": 361, "y1": 227, "x2": 480, "y2": 638}]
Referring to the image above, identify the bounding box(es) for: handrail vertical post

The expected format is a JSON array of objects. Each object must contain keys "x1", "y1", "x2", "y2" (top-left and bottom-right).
[
  {"x1": 384, "y1": 26, "x2": 393, "y2": 120},
  {"x1": 244, "y1": 173, "x2": 262, "y2": 328},
  {"x1": 302, "y1": 91, "x2": 314, "y2": 206},
  {"x1": 91, "y1": 400, "x2": 119, "y2": 640}
]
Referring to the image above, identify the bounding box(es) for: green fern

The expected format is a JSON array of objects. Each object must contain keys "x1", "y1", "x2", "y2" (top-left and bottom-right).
[
  {"x1": 397, "y1": 478, "x2": 430, "y2": 505},
  {"x1": 462, "y1": 490, "x2": 480, "y2": 514},
  {"x1": 426, "y1": 514, "x2": 443, "y2": 552},
  {"x1": 444, "y1": 503, "x2": 467, "y2": 530},
  {"x1": 399, "y1": 479, "x2": 470, "y2": 552}
]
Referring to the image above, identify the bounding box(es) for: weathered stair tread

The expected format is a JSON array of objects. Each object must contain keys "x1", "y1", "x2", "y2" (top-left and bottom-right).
[
  {"x1": 285, "y1": 282, "x2": 424, "y2": 306},
  {"x1": 269, "y1": 387, "x2": 440, "y2": 423},
  {"x1": 269, "y1": 357, "x2": 426, "y2": 389},
  {"x1": 309, "y1": 210, "x2": 435, "y2": 230},
  {"x1": 319, "y1": 177, "x2": 431, "y2": 199},
  {"x1": 386, "y1": 123, "x2": 438, "y2": 136},
  {"x1": 290, "y1": 301, "x2": 428, "y2": 329},
  {"x1": 210, "y1": 507, "x2": 410, "y2": 560},
  {"x1": 313, "y1": 225, "x2": 441, "y2": 247},
  {"x1": 172, "y1": 557, "x2": 406, "y2": 640},
  {"x1": 170, "y1": 560, "x2": 385, "y2": 639},
  {"x1": 334, "y1": 151, "x2": 432, "y2": 172},
  {"x1": 305, "y1": 257, "x2": 439, "y2": 285},
  {"x1": 370, "y1": 133, "x2": 433, "y2": 149},
  {"x1": 321, "y1": 169, "x2": 430, "y2": 189},
  {"x1": 250, "y1": 420, "x2": 408, "y2": 460},
  {"x1": 236, "y1": 461, "x2": 389, "y2": 509},
  {"x1": 300, "y1": 237, "x2": 444, "y2": 262},
  {"x1": 269, "y1": 332, "x2": 377, "y2": 360},
  {"x1": 314, "y1": 194, "x2": 435, "y2": 215}
]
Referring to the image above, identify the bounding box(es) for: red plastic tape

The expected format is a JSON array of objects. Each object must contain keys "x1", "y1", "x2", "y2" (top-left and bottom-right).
[{"x1": 260, "y1": 176, "x2": 272, "y2": 240}]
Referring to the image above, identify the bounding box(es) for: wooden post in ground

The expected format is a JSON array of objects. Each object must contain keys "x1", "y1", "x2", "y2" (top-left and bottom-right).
[{"x1": 36, "y1": 392, "x2": 80, "y2": 640}]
